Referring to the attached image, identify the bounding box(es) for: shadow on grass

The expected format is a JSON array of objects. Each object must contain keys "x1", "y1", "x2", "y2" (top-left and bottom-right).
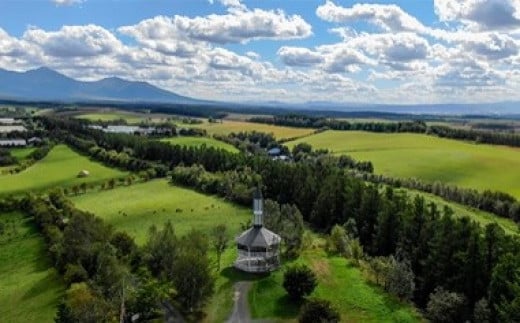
[
  {"x1": 272, "y1": 295, "x2": 302, "y2": 319},
  {"x1": 220, "y1": 266, "x2": 270, "y2": 282}
]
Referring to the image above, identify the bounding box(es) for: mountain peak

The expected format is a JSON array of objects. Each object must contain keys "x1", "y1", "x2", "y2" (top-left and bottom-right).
[{"x1": 0, "y1": 67, "x2": 201, "y2": 104}]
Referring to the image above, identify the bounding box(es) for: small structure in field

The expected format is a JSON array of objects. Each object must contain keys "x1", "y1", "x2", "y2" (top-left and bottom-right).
[
  {"x1": 77, "y1": 170, "x2": 90, "y2": 178},
  {"x1": 234, "y1": 188, "x2": 281, "y2": 273}
]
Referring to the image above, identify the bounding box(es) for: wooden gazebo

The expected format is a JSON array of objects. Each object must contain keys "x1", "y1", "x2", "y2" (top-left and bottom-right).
[{"x1": 234, "y1": 188, "x2": 281, "y2": 273}]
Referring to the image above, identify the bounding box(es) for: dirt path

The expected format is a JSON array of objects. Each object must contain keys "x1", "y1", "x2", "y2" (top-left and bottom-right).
[{"x1": 227, "y1": 281, "x2": 252, "y2": 323}]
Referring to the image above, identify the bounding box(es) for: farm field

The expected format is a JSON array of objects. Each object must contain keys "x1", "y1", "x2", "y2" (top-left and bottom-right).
[
  {"x1": 0, "y1": 145, "x2": 127, "y2": 195},
  {"x1": 72, "y1": 180, "x2": 250, "y2": 244},
  {"x1": 0, "y1": 212, "x2": 64, "y2": 322},
  {"x1": 191, "y1": 120, "x2": 315, "y2": 140},
  {"x1": 287, "y1": 130, "x2": 520, "y2": 198},
  {"x1": 161, "y1": 136, "x2": 239, "y2": 153},
  {"x1": 249, "y1": 249, "x2": 422, "y2": 322}
]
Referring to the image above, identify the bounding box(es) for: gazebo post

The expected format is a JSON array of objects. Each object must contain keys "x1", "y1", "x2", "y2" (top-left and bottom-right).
[{"x1": 248, "y1": 246, "x2": 251, "y2": 271}]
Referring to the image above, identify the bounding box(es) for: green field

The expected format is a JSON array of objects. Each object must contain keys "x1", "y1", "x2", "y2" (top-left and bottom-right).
[
  {"x1": 10, "y1": 147, "x2": 36, "y2": 160},
  {"x1": 249, "y1": 250, "x2": 421, "y2": 322},
  {"x1": 0, "y1": 145, "x2": 127, "y2": 196},
  {"x1": 161, "y1": 136, "x2": 239, "y2": 153},
  {"x1": 75, "y1": 112, "x2": 149, "y2": 124},
  {"x1": 0, "y1": 212, "x2": 64, "y2": 322},
  {"x1": 72, "y1": 180, "x2": 250, "y2": 244},
  {"x1": 190, "y1": 120, "x2": 315, "y2": 140},
  {"x1": 288, "y1": 130, "x2": 520, "y2": 198}
]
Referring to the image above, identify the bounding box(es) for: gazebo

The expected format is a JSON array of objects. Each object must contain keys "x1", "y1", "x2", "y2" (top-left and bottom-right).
[{"x1": 234, "y1": 188, "x2": 281, "y2": 273}]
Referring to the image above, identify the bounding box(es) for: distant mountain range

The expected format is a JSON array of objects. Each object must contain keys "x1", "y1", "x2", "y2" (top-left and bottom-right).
[
  {"x1": 0, "y1": 67, "x2": 202, "y2": 104},
  {"x1": 0, "y1": 67, "x2": 519, "y2": 116}
]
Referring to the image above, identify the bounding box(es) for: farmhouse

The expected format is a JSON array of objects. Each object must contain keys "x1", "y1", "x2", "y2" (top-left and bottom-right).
[{"x1": 234, "y1": 188, "x2": 281, "y2": 273}]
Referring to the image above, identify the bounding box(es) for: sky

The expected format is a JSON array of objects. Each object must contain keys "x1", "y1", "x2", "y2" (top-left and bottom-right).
[{"x1": 0, "y1": 0, "x2": 519, "y2": 104}]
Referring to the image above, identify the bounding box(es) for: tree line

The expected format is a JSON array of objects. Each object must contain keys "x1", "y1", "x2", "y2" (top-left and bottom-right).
[{"x1": 251, "y1": 114, "x2": 520, "y2": 148}]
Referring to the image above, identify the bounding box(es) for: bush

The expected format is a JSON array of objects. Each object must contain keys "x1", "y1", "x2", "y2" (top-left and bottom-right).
[
  {"x1": 299, "y1": 298, "x2": 340, "y2": 323},
  {"x1": 63, "y1": 264, "x2": 88, "y2": 286},
  {"x1": 426, "y1": 287, "x2": 466, "y2": 323},
  {"x1": 283, "y1": 264, "x2": 317, "y2": 300}
]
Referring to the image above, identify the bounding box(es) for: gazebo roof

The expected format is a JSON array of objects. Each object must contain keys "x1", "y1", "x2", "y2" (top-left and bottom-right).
[{"x1": 236, "y1": 226, "x2": 281, "y2": 248}]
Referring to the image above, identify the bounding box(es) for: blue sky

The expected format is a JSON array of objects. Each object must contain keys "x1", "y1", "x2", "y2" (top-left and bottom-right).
[{"x1": 0, "y1": 0, "x2": 519, "y2": 104}]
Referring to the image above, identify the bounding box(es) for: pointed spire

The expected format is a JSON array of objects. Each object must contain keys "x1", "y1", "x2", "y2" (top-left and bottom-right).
[{"x1": 253, "y1": 187, "x2": 263, "y2": 227}]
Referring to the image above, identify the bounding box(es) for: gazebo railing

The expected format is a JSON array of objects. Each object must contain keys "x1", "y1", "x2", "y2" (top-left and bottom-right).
[{"x1": 237, "y1": 250, "x2": 279, "y2": 259}]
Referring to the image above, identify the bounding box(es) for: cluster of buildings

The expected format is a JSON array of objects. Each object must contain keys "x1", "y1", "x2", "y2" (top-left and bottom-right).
[
  {"x1": 0, "y1": 118, "x2": 40, "y2": 147},
  {"x1": 89, "y1": 125, "x2": 174, "y2": 136}
]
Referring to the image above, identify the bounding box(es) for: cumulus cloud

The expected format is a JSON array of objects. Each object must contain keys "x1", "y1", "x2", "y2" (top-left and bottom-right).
[
  {"x1": 277, "y1": 47, "x2": 323, "y2": 66},
  {"x1": 316, "y1": 1, "x2": 425, "y2": 32},
  {"x1": 120, "y1": 8, "x2": 311, "y2": 46},
  {"x1": 23, "y1": 25, "x2": 122, "y2": 57},
  {"x1": 434, "y1": 0, "x2": 520, "y2": 30}
]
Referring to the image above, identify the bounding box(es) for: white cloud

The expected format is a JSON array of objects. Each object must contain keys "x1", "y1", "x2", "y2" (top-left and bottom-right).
[
  {"x1": 277, "y1": 46, "x2": 323, "y2": 66},
  {"x1": 120, "y1": 8, "x2": 311, "y2": 46},
  {"x1": 434, "y1": 0, "x2": 520, "y2": 30},
  {"x1": 316, "y1": 1, "x2": 425, "y2": 32},
  {"x1": 23, "y1": 25, "x2": 122, "y2": 57},
  {"x1": 52, "y1": 0, "x2": 84, "y2": 7}
]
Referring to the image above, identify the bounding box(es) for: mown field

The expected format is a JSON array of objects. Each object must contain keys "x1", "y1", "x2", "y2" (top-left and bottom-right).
[
  {"x1": 72, "y1": 180, "x2": 250, "y2": 244},
  {"x1": 0, "y1": 145, "x2": 127, "y2": 195},
  {"x1": 287, "y1": 130, "x2": 520, "y2": 198},
  {"x1": 0, "y1": 212, "x2": 64, "y2": 322},
  {"x1": 192, "y1": 120, "x2": 315, "y2": 140},
  {"x1": 161, "y1": 136, "x2": 239, "y2": 153},
  {"x1": 10, "y1": 147, "x2": 36, "y2": 160}
]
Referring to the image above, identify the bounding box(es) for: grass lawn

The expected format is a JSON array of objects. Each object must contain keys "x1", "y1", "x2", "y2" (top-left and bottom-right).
[
  {"x1": 75, "y1": 112, "x2": 149, "y2": 124},
  {"x1": 161, "y1": 136, "x2": 239, "y2": 153},
  {"x1": 287, "y1": 130, "x2": 520, "y2": 198},
  {"x1": 248, "y1": 249, "x2": 422, "y2": 322},
  {"x1": 72, "y1": 180, "x2": 250, "y2": 244},
  {"x1": 0, "y1": 145, "x2": 127, "y2": 196},
  {"x1": 0, "y1": 212, "x2": 64, "y2": 322},
  {"x1": 10, "y1": 147, "x2": 36, "y2": 160},
  {"x1": 187, "y1": 120, "x2": 315, "y2": 140}
]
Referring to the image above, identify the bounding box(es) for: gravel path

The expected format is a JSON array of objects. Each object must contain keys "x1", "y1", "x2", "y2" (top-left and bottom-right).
[{"x1": 227, "y1": 281, "x2": 252, "y2": 323}]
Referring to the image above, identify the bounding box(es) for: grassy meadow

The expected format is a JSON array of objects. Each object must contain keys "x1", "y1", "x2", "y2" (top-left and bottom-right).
[
  {"x1": 287, "y1": 130, "x2": 520, "y2": 198},
  {"x1": 161, "y1": 136, "x2": 239, "y2": 153},
  {"x1": 72, "y1": 180, "x2": 250, "y2": 244},
  {"x1": 0, "y1": 145, "x2": 127, "y2": 195},
  {"x1": 10, "y1": 147, "x2": 36, "y2": 160},
  {"x1": 248, "y1": 249, "x2": 422, "y2": 322},
  {"x1": 0, "y1": 212, "x2": 64, "y2": 322},
  {"x1": 190, "y1": 120, "x2": 315, "y2": 140}
]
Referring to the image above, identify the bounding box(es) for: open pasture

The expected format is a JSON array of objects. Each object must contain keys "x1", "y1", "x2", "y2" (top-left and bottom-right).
[
  {"x1": 72, "y1": 180, "x2": 250, "y2": 244},
  {"x1": 0, "y1": 212, "x2": 64, "y2": 322},
  {"x1": 0, "y1": 145, "x2": 127, "y2": 195},
  {"x1": 248, "y1": 249, "x2": 422, "y2": 322},
  {"x1": 161, "y1": 136, "x2": 239, "y2": 153},
  {"x1": 192, "y1": 120, "x2": 315, "y2": 140},
  {"x1": 287, "y1": 130, "x2": 520, "y2": 198}
]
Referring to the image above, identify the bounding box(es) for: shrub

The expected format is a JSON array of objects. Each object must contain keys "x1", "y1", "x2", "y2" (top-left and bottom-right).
[
  {"x1": 283, "y1": 264, "x2": 317, "y2": 300},
  {"x1": 299, "y1": 298, "x2": 340, "y2": 323}
]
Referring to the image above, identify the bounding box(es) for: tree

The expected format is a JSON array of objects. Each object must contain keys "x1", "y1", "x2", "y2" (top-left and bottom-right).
[
  {"x1": 385, "y1": 257, "x2": 415, "y2": 301},
  {"x1": 80, "y1": 182, "x2": 87, "y2": 194},
  {"x1": 299, "y1": 298, "x2": 340, "y2": 323},
  {"x1": 426, "y1": 287, "x2": 466, "y2": 323},
  {"x1": 473, "y1": 298, "x2": 491, "y2": 323},
  {"x1": 142, "y1": 222, "x2": 177, "y2": 278},
  {"x1": 346, "y1": 238, "x2": 364, "y2": 266},
  {"x1": 172, "y1": 230, "x2": 214, "y2": 312},
  {"x1": 327, "y1": 225, "x2": 348, "y2": 255},
  {"x1": 210, "y1": 224, "x2": 229, "y2": 271},
  {"x1": 283, "y1": 264, "x2": 317, "y2": 300},
  {"x1": 489, "y1": 253, "x2": 520, "y2": 322},
  {"x1": 59, "y1": 283, "x2": 113, "y2": 323}
]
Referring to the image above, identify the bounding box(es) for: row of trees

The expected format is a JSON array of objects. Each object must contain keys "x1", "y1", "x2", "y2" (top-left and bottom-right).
[
  {"x1": 251, "y1": 114, "x2": 520, "y2": 148},
  {"x1": 351, "y1": 170, "x2": 520, "y2": 222}
]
